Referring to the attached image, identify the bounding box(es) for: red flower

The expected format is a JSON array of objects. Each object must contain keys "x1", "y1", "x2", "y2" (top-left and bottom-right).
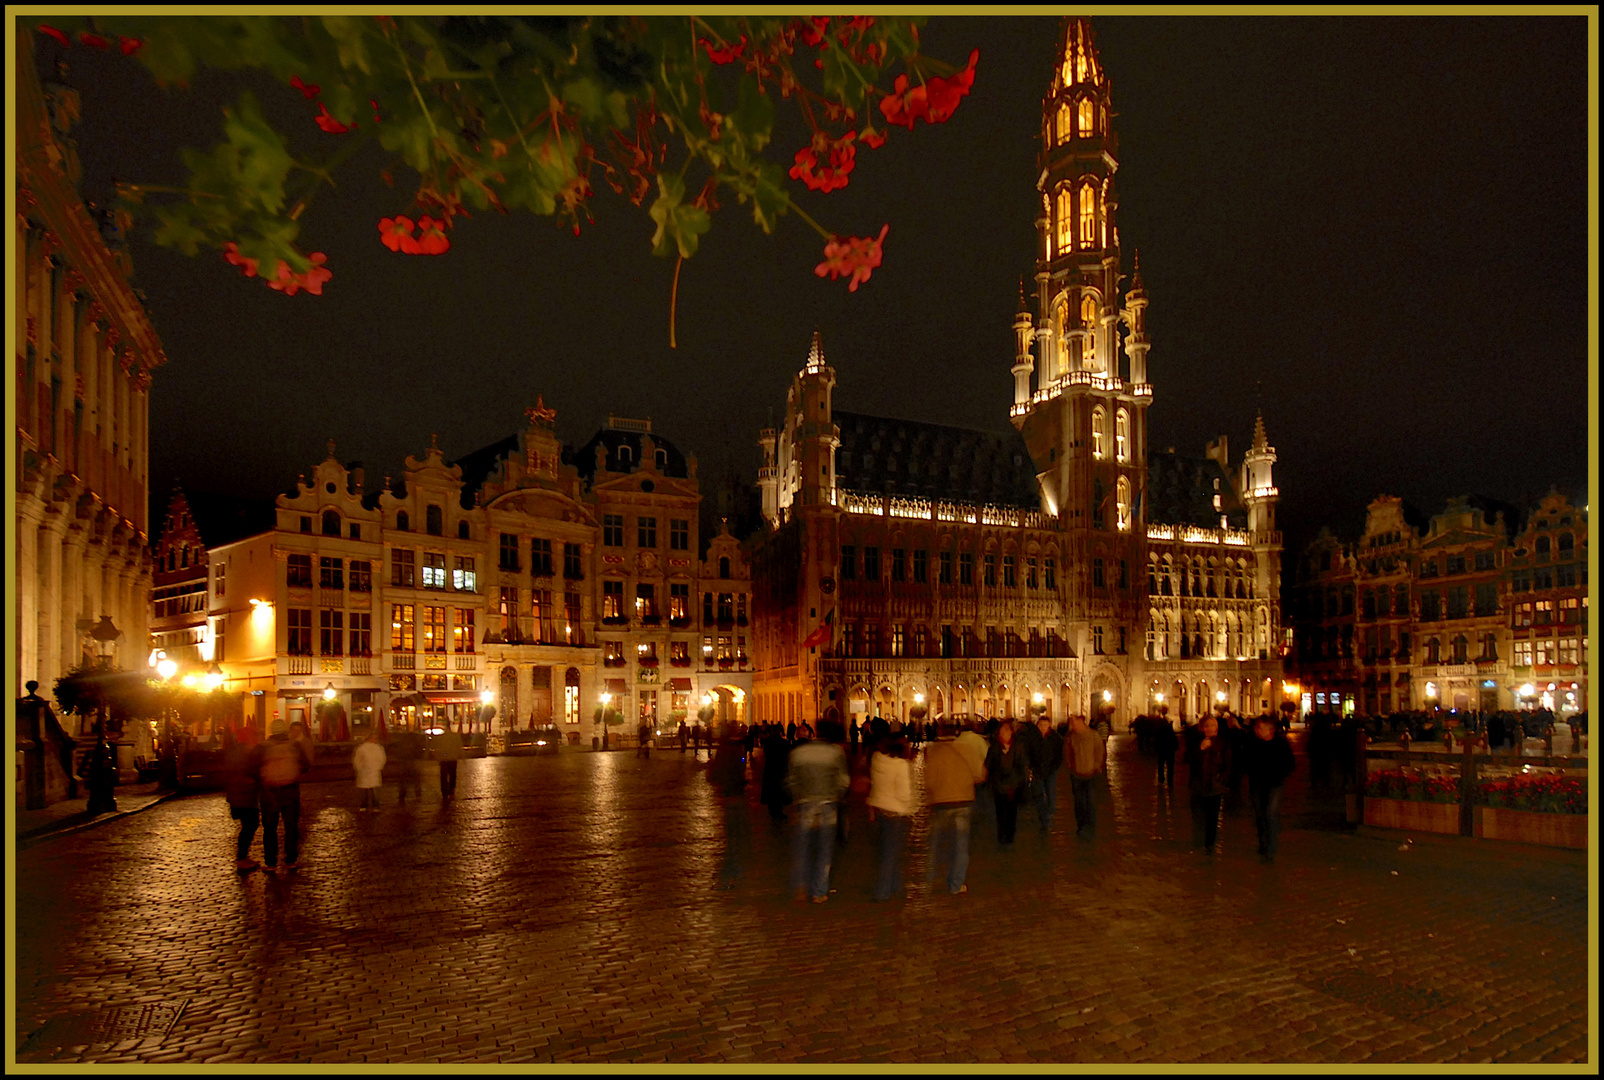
[
  {"x1": 413, "y1": 216, "x2": 450, "y2": 255},
  {"x1": 798, "y1": 17, "x2": 830, "y2": 47},
  {"x1": 266, "y1": 260, "x2": 301, "y2": 296},
  {"x1": 378, "y1": 216, "x2": 420, "y2": 254},
  {"x1": 860, "y1": 125, "x2": 887, "y2": 150},
  {"x1": 119, "y1": 36, "x2": 143, "y2": 56},
  {"x1": 789, "y1": 131, "x2": 856, "y2": 193},
  {"x1": 370, "y1": 98, "x2": 382, "y2": 123},
  {"x1": 925, "y1": 49, "x2": 980, "y2": 124},
  {"x1": 315, "y1": 103, "x2": 354, "y2": 134},
  {"x1": 814, "y1": 223, "x2": 888, "y2": 292},
  {"x1": 879, "y1": 74, "x2": 929, "y2": 130},
  {"x1": 699, "y1": 35, "x2": 746, "y2": 64},
  {"x1": 79, "y1": 32, "x2": 110, "y2": 50},
  {"x1": 290, "y1": 75, "x2": 321, "y2": 100},
  {"x1": 37, "y1": 25, "x2": 72, "y2": 48},
  {"x1": 222, "y1": 242, "x2": 259, "y2": 278},
  {"x1": 298, "y1": 252, "x2": 332, "y2": 295}
]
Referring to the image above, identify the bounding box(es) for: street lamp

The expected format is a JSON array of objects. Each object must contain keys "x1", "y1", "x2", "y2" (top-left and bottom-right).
[
  {"x1": 323, "y1": 682, "x2": 337, "y2": 701},
  {"x1": 204, "y1": 663, "x2": 224, "y2": 693}
]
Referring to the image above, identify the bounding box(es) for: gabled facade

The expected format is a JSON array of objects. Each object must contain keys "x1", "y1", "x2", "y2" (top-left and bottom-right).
[{"x1": 1507, "y1": 490, "x2": 1589, "y2": 713}]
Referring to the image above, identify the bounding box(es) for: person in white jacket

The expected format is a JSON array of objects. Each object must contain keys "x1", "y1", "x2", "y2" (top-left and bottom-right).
[
  {"x1": 353, "y1": 730, "x2": 387, "y2": 811},
  {"x1": 868, "y1": 737, "x2": 913, "y2": 901}
]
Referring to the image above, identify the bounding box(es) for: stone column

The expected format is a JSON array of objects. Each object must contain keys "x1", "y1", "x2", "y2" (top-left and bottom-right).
[
  {"x1": 15, "y1": 496, "x2": 46, "y2": 697},
  {"x1": 60, "y1": 516, "x2": 90, "y2": 676},
  {"x1": 36, "y1": 506, "x2": 69, "y2": 695}
]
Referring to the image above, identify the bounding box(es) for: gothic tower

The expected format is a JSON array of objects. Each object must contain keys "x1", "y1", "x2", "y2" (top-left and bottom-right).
[
  {"x1": 1242, "y1": 413, "x2": 1281, "y2": 612},
  {"x1": 1013, "y1": 17, "x2": 1151, "y2": 669}
]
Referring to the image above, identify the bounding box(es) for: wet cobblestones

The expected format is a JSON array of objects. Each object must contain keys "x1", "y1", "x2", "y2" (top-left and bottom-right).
[{"x1": 11, "y1": 734, "x2": 1591, "y2": 1064}]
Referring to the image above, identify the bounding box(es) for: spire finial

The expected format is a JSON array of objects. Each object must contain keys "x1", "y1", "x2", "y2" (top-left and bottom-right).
[
  {"x1": 326, "y1": 437, "x2": 336, "y2": 460},
  {"x1": 1017, "y1": 276, "x2": 1029, "y2": 313},
  {"x1": 806, "y1": 330, "x2": 825, "y2": 371}
]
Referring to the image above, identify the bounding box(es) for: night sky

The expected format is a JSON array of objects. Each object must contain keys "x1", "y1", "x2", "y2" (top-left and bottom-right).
[{"x1": 37, "y1": 16, "x2": 1591, "y2": 560}]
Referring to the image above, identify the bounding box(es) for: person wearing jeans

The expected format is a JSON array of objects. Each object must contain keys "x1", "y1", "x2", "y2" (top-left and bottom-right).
[
  {"x1": 786, "y1": 725, "x2": 850, "y2": 902},
  {"x1": 868, "y1": 738, "x2": 912, "y2": 902},
  {"x1": 1064, "y1": 714, "x2": 1106, "y2": 837},
  {"x1": 924, "y1": 735, "x2": 986, "y2": 894}
]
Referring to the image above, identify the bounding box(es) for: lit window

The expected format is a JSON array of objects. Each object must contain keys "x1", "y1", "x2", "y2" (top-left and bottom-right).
[
  {"x1": 1091, "y1": 407, "x2": 1106, "y2": 460},
  {"x1": 1056, "y1": 188, "x2": 1074, "y2": 255},
  {"x1": 1079, "y1": 185, "x2": 1096, "y2": 247},
  {"x1": 1115, "y1": 409, "x2": 1129, "y2": 462},
  {"x1": 1078, "y1": 97, "x2": 1094, "y2": 137},
  {"x1": 1116, "y1": 477, "x2": 1132, "y2": 532},
  {"x1": 1056, "y1": 103, "x2": 1073, "y2": 144},
  {"x1": 1080, "y1": 294, "x2": 1098, "y2": 368}
]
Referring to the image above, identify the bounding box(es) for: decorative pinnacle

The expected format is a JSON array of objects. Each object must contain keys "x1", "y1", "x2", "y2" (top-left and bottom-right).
[
  {"x1": 1017, "y1": 277, "x2": 1029, "y2": 313},
  {"x1": 1252, "y1": 411, "x2": 1269, "y2": 450},
  {"x1": 326, "y1": 438, "x2": 336, "y2": 460}
]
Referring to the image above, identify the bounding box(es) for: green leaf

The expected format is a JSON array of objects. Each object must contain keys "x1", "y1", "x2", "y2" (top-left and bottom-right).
[
  {"x1": 725, "y1": 78, "x2": 774, "y2": 154},
  {"x1": 747, "y1": 160, "x2": 790, "y2": 234},
  {"x1": 320, "y1": 15, "x2": 374, "y2": 76}
]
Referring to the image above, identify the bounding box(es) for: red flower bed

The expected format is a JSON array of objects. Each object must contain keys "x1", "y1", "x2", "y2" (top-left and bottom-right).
[{"x1": 1477, "y1": 773, "x2": 1587, "y2": 815}]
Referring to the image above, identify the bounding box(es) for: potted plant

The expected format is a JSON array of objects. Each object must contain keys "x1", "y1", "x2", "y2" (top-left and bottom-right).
[
  {"x1": 1362, "y1": 767, "x2": 1461, "y2": 834},
  {"x1": 1473, "y1": 771, "x2": 1587, "y2": 848}
]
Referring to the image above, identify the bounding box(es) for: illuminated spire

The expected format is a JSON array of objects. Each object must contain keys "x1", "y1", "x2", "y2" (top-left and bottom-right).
[
  {"x1": 1252, "y1": 412, "x2": 1269, "y2": 452},
  {"x1": 803, "y1": 329, "x2": 827, "y2": 374}
]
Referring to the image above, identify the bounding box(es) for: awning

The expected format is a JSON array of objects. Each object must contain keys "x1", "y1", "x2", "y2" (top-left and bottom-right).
[
  {"x1": 423, "y1": 692, "x2": 480, "y2": 704},
  {"x1": 605, "y1": 678, "x2": 627, "y2": 695},
  {"x1": 671, "y1": 678, "x2": 692, "y2": 691}
]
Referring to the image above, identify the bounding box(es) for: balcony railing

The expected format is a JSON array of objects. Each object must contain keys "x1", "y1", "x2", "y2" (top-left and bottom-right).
[
  {"x1": 286, "y1": 656, "x2": 313, "y2": 675},
  {"x1": 389, "y1": 652, "x2": 416, "y2": 671},
  {"x1": 350, "y1": 656, "x2": 372, "y2": 675}
]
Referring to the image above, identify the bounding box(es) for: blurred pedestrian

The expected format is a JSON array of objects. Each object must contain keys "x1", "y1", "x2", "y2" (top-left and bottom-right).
[
  {"x1": 436, "y1": 722, "x2": 464, "y2": 800},
  {"x1": 392, "y1": 728, "x2": 425, "y2": 803},
  {"x1": 924, "y1": 730, "x2": 987, "y2": 894},
  {"x1": 224, "y1": 724, "x2": 264, "y2": 871},
  {"x1": 1034, "y1": 715, "x2": 1064, "y2": 833},
  {"x1": 760, "y1": 724, "x2": 792, "y2": 825},
  {"x1": 709, "y1": 723, "x2": 750, "y2": 889},
  {"x1": 678, "y1": 719, "x2": 688, "y2": 753},
  {"x1": 636, "y1": 717, "x2": 651, "y2": 759},
  {"x1": 1186, "y1": 714, "x2": 1232, "y2": 854},
  {"x1": 1154, "y1": 714, "x2": 1179, "y2": 788},
  {"x1": 984, "y1": 720, "x2": 1029, "y2": 848},
  {"x1": 259, "y1": 719, "x2": 313, "y2": 871},
  {"x1": 868, "y1": 736, "x2": 912, "y2": 901},
  {"x1": 353, "y1": 728, "x2": 386, "y2": 811},
  {"x1": 1065, "y1": 714, "x2": 1106, "y2": 838},
  {"x1": 1242, "y1": 715, "x2": 1296, "y2": 864},
  {"x1": 785, "y1": 723, "x2": 850, "y2": 903}
]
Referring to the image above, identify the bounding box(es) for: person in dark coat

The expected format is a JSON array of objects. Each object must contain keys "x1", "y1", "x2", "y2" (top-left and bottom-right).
[
  {"x1": 224, "y1": 725, "x2": 264, "y2": 871},
  {"x1": 760, "y1": 725, "x2": 792, "y2": 824},
  {"x1": 709, "y1": 724, "x2": 750, "y2": 888},
  {"x1": 984, "y1": 720, "x2": 1030, "y2": 847},
  {"x1": 1036, "y1": 716, "x2": 1065, "y2": 831},
  {"x1": 1241, "y1": 715, "x2": 1296, "y2": 863},
  {"x1": 1153, "y1": 715, "x2": 1179, "y2": 788},
  {"x1": 1186, "y1": 714, "x2": 1232, "y2": 854}
]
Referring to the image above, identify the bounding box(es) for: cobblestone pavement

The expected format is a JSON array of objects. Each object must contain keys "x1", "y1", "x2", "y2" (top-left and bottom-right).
[{"x1": 9, "y1": 733, "x2": 1592, "y2": 1066}]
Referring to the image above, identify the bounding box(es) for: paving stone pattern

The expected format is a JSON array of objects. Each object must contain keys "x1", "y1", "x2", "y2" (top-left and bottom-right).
[{"x1": 11, "y1": 734, "x2": 1591, "y2": 1065}]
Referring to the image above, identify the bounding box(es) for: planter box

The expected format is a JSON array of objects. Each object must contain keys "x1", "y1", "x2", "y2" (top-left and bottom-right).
[
  {"x1": 1362, "y1": 796, "x2": 1460, "y2": 835},
  {"x1": 1474, "y1": 806, "x2": 1588, "y2": 849}
]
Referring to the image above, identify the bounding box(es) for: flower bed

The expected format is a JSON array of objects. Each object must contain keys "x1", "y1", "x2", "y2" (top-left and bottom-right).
[
  {"x1": 1364, "y1": 768, "x2": 1460, "y2": 803},
  {"x1": 1475, "y1": 773, "x2": 1587, "y2": 814},
  {"x1": 1473, "y1": 807, "x2": 1587, "y2": 848}
]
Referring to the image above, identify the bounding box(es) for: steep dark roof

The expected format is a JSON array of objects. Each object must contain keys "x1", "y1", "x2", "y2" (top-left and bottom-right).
[
  {"x1": 832, "y1": 410, "x2": 1040, "y2": 509},
  {"x1": 183, "y1": 491, "x2": 277, "y2": 548},
  {"x1": 572, "y1": 428, "x2": 691, "y2": 482},
  {"x1": 449, "y1": 433, "x2": 522, "y2": 508},
  {"x1": 1146, "y1": 451, "x2": 1246, "y2": 530}
]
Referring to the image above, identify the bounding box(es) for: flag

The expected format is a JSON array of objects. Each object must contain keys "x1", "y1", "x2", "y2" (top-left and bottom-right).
[{"x1": 802, "y1": 608, "x2": 834, "y2": 649}]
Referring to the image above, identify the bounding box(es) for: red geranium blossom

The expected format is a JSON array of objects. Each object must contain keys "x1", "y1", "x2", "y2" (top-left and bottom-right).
[
  {"x1": 37, "y1": 25, "x2": 71, "y2": 48},
  {"x1": 860, "y1": 125, "x2": 887, "y2": 150},
  {"x1": 265, "y1": 252, "x2": 332, "y2": 296},
  {"x1": 789, "y1": 131, "x2": 856, "y2": 193},
  {"x1": 925, "y1": 49, "x2": 980, "y2": 123},
  {"x1": 315, "y1": 103, "x2": 354, "y2": 134},
  {"x1": 814, "y1": 223, "x2": 888, "y2": 292},
  {"x1": 119, "y1": 36, "x2": 143, "y2": 56},
  {"x1": 290, "y1": 75, "x2": 321, "y2": 100},
  {"x1": 878, "y1": 74, "x2": 928, "y2": 130},
  {"x1": 378, "y1": 216, "x2": 420, "y2": 254},
  {"x1": 222, "y1": 242, "x2": 259, "y2": 278},
  {"x1": 413, "y1": 216, "x2": 450, "y2": 255},
  {"x1": 797, "y1": 17, "x2": 830, "y2": 47},
  {"x1": 79, "y1": 32, "x2": 110, "y2": 50},
  {"x1": 699, "y1": 35, "x2": 746, "y2": 64}
]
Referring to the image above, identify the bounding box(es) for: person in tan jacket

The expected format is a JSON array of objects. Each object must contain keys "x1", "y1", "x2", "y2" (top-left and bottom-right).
[
  {"x1": 1064, "y1": 714, "x2": 1107, "y2": 838},
  {"x1": 924, "y1": 733, "x2": 987, "y2": 894}
]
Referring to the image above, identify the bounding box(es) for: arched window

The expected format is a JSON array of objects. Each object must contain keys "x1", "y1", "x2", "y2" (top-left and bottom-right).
[
  {"x1": 322, "y1": 509, "x2": 341, "y2": 536},
  {"x1": 1557, "y1": 533, "x2": 1574, "y2": 558},
  {"x1": 1451, "y1": 635, "x2": 1469, "y2": 664},
  {"x1": 426, "y1": 504, "x2": 443, "y2": 536},
  {"x1": 1055, "y1": 188, "x2": 1073, "y2": 255},
  {"x1": 396, "y1": 510, "x2": 409, "y2": 532},
  {"x1": 1426, "y1": 637, "x2": 1441, "y2": 664},
  {"x1": 1116, "y1": 476, "x2": 1132, "y2": 532},
  {"x1": 719, "y1": 556, "x2": 731, "y2": 580},
  {"x1": 618, "y1": 444, "x2": 633, "y2": 465},
  {"x1": 1080, "y1": 294, "x2": 1098, "y2": 368},
  {"x1": 1076, "y1": 50, "x2": 1088, "y2": 84},
  {"x1": 655, "y1": 448, "x2": 668, "y2": 469},
  {"x1": 1535, "y1": 536, "x2": 1550, "y2": 558},
  {"x1": 1115, "y1": 409, "x2": 1129, "y2": 462},
  {"x1": 1077, "y1": 97, "x2": 1094, "y2": 137},
  {"x1": 1148, "y1": 556, "x2": 1159, "y2": 594},
  {"x1": 1091, "y1": 407, "x2": 1106, "y2": 460},
  {"x1": 1162, "y1": 555, "x2": 1174, "y2": 595},
  {"x1": 1056, "y1": 103, "x2": 1073, "y2": 144},
  {"x1": 1079, "y1": 184, "x2": 1097, "y2": 247},
  {"x1": 458, "y1": 521, "x2": 470, "y2": 540}
]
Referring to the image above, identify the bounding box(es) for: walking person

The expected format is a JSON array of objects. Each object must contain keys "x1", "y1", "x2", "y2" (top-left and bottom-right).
[
  {"x1": 392, "y1": 728, "x2": 424, "y2": 803},
  {"x1": 984, "y1": 720, "x2": 1029, "y2": 848},
  {"x1": 435, "y1": 721, "x2": 464, "y2": 800},
  {"x1": 1065, "y1": 714, "x2": 1107, "y2": 838},
  {"x1": 785, "y1": 724, "x2": 850, "y2": 903},
  {"x1": 678, "y1": 719, "x2": 688, "y2": 754},
  {"x1": 1242, "y1": 715, "x2": 1296, "y2": 863},
  {"x1": 353, "y1": 728, "x2": 386, "y2": 811},
  {"x1": 259, "y1": 719, "x2": 313, "y2": 872},
  {"x1": 636, "y1": 717, "x2": 652, "y2": 759},
  {"x1": 867, "y1": 737, "x2": 913, "y2": 902},
  {"x1": 1035, "y1": 715, "x2": 1064, "y2": 833},
  {"x1": 1186, "y1": 714, "x2": 1233, "y2": 854},
  {"x1": 709, "y1": 723, "x2": 751, "y2": 889},
  {"x1": 1154, "y1": 714, "x2": 1179, "y2": 788},
  {"x1": 760, "y1": 724, "x2": 792, "y2": 825},
  {"x1": 224, "y1": 724, "x2": 264, "y2": 872},
  {"x1": 924, "y1": 732, "x2": 987, "y2": 894}
]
